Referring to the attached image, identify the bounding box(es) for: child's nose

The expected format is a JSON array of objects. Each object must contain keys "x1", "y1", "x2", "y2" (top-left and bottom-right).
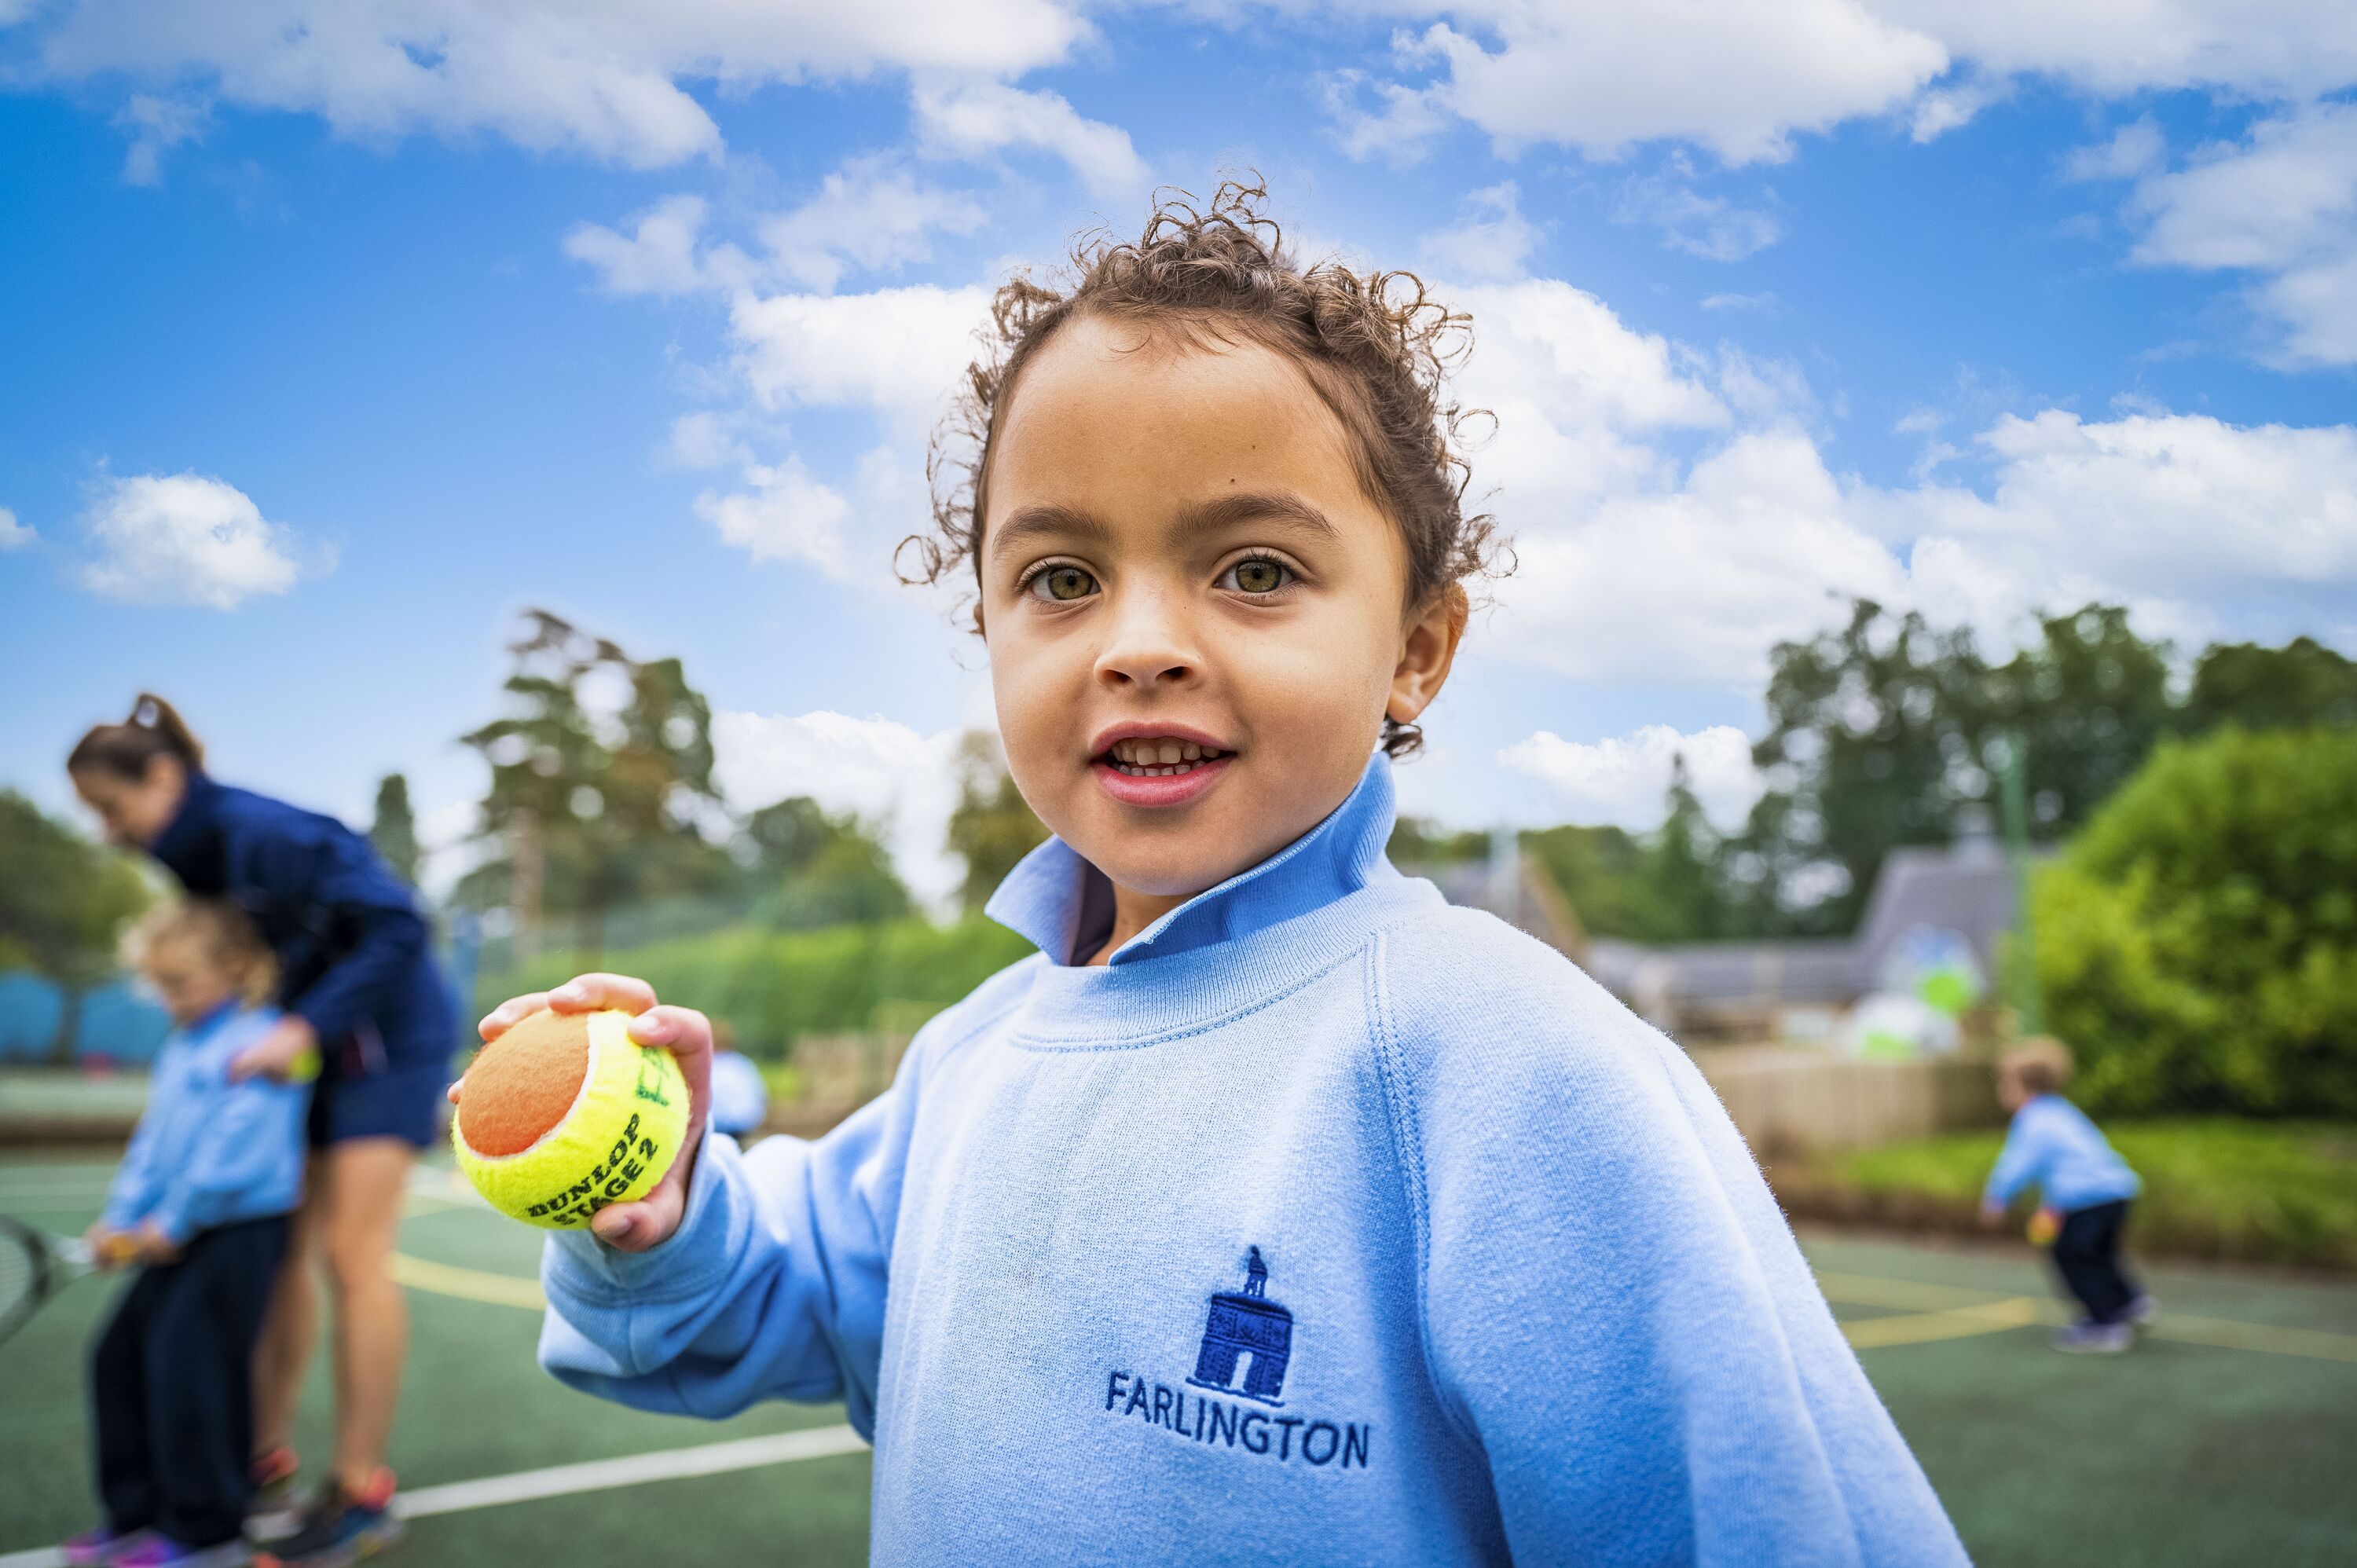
[{"x1": 1094, "y1": 589, "x2": 1200, "y2": 691}]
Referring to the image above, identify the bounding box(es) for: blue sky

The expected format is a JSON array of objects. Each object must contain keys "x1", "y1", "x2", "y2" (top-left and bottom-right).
[{"x1": 2, "y1": 2, "x2": 2352, "y2": 903}]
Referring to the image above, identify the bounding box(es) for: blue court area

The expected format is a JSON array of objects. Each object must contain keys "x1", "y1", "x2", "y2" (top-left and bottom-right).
[{"x1": 2, "y1": 1152, "x2": 2352, "y2": 1567}]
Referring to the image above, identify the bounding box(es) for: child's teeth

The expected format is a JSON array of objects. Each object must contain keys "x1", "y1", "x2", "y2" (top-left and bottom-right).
[{"x1": 1182, "y1": 743, "x2": 1200, "y2": 761}]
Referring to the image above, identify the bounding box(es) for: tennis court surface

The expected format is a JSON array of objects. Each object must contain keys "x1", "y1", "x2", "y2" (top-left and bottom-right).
[{"x1": 5, "y1": 1152, "x2": 2352, "y2": 1567}]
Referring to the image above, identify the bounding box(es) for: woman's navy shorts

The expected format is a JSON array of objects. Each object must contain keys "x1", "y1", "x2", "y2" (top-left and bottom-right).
[{"x1": 306, "y1": 1058, "x2": 447, "y2": 1149}]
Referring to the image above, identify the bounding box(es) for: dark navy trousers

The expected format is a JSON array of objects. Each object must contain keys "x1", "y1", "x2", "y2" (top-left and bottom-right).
[
  {"x1": 90, "y1": 1215, "x2": 289, "y2": 1548},
  {"x1": 2050, "y1": 1199, "x2": 2141, "y2": 1326}
]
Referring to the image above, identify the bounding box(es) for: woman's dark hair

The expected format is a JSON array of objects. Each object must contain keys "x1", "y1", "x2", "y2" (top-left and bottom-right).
[
  {"x1": 904, "y1": 178, "x2": 1505, "y2": 757},
  {"x1": 68, "y1": 693, "x2": 205, "y2": 781}
]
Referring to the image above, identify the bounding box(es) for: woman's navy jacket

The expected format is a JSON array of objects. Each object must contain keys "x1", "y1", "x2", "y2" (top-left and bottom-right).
[{"x1": 150, "y1": 771, "x2": 456, "y2": 1078}]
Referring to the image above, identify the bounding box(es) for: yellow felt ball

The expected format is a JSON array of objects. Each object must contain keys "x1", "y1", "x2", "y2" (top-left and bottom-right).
[
  {"x1": 2026, "y1": 1207, "x2": 2061, "y2": 1247},
  {"x1": 451, "y1": 1008, "x2": 689, "y2": 1229}
]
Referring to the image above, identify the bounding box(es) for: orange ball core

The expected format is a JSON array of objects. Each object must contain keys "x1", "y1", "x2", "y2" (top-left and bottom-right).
[{"x1": 457, "y1": 1009, "x2": 592, "y2": 1157}]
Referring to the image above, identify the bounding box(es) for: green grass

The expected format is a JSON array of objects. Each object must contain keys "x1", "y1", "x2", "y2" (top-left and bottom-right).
[{"x1": 1804, "y1": 1119, "x2": 2357, "y2": 1270}]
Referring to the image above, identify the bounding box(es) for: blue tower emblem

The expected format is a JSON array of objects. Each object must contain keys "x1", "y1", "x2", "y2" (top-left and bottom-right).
[{"x1": 1186, "y1": 1247, "x2": 1294, "y2": 1406}]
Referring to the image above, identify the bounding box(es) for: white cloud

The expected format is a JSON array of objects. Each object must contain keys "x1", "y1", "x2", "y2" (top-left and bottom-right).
[
  {"x1": 1328, "y1": 0, "x2": 2357, "y2": 173},
  {"x1": 564, "y1": 194, "x2": 711, "y2": 297},
  {"x1": 1700, "y1": 291, "x2": 1777, "y2": 312},
  {"x1": 912, "y1": 79, "x2": 1147, "y2": 197},
  {"x1": 1499, "y1": 723, "x2": 1763, "y2": 831},
  {"x1": 1614, "y1": 164, "x2": 1783, "y2": 260},
  {"x1": 2062, "y1": 117, "x2": 2165, "y2": 183},
  {"x1": 694, "y1": 456, "x2": 856, "y2": 577},
  {"x1": 757, "y1": 160, "x2": 989, "y2": 291},
  {"x1": 1420, "y1": 181, "x2": 1543, "y2": 281},
  {"x1": 79, "y1": 472, "x2": 315, "y2": 609},
  {"x1": 1882, "y1": 0, "x2": 2357, "y2": 101},
  {"x1": 1432, "y1": 274, "x2": 2357, "y2": 684},
  {"x1": 0, "y1": 507, "x2": 32, "y2": 550},
  {"x1": 115, "y1": 92, "x2": 206, "y2": 184},
  {"x1": 2117, "y1": 103, "x2": 2357, "y2": 366},
  {"x1": 709, "y1": 709, "x2": 969, "y2": 907},
  {"x1": 728, "y1": 284, "x2": 991, "y2": 434},
  {"x1": 30, "y1": 0, "x2": 1088, "y2": 168}
]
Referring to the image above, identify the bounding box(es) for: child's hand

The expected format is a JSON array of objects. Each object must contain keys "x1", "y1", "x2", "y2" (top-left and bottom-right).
[
  {"x1": 465, "y1": 973, "x2": 713, "y2": 1253},
  {"x1": 82, "y1": 1224, "x2": 131, "y2": 1271},
  {"x1": 128, "y1": 1222, "x2": 181, "y2": 1266}
]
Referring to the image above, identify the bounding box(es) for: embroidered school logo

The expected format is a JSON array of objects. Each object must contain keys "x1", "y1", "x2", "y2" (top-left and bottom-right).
[
  {"x1": 1188, "y1": 1245, "x2": 1292, "y2": 1405},
  {"x1": 1099, "y1": 1247, "x2": 1372, "y2": 1471}
]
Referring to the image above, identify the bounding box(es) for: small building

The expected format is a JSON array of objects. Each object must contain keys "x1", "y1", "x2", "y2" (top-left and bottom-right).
[{"x1": 1582, "y1": 808, "x2": 2022, "y2": 1046}]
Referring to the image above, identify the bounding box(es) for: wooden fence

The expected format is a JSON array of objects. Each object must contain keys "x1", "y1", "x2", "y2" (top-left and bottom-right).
[{"x1": 1689, "y1": 1045, "x2": 2003, "y2": 1156}]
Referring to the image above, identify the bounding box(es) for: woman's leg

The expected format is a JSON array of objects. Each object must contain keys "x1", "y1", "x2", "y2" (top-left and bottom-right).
[
  {"x1": 317, "y1": 1137, "x2": 416, "y2": 1492},
  {"x1": 251, "y1": 1156, "x2": 326, "y2": 1457}
]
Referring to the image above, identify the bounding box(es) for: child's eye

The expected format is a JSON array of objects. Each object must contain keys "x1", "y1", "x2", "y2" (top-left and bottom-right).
[
  {"x1": 1028, "y1": 565, "x2": 1099, "y2": 603},
  {"x1": 1221, "y1": 557, "x2": 1293, "y2": 595}
]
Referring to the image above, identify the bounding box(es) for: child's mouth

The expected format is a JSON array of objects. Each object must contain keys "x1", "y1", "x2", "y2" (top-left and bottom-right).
[
  {"x1": 1099, "y1": 736, "x2": 1232, "y2": 778},
  {"x1": 1090, "y1": 735, "x2": 1237, "y2": 807}
]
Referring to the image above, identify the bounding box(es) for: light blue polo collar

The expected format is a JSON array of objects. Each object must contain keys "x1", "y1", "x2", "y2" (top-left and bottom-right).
[{"x1": 987, "y1": 752, "x2": 1404, "y2": 969}]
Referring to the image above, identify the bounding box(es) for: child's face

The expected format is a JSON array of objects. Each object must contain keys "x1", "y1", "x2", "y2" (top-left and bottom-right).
[
  {"x1": 979, "y1": 317, "x2": 1460, "y2": 900},
  {"x1": 143, "y1": 938, "x2": 238, "y2": 1028}
]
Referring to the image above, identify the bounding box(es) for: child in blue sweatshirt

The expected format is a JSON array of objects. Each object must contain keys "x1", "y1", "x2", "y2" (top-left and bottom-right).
[
  {"x1": 471, "y1": 183, "x2": 1967, "y2": 1565},
  {"x1": 70, "y1": 903, "x2": 310, "y2": 1568},
  {"x1": 1981, "y1": 1038, "x2": 2147, "y2": 1354}
]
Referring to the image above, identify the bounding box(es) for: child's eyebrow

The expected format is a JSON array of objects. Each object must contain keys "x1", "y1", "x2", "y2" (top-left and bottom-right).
[{"x1": 988, "y1": 492, "x2": 1339, "y2": 565}]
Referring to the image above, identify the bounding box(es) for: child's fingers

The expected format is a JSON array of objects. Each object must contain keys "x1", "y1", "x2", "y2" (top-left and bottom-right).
[
  {"x1": 588, "y1": 1181, "x2": 686, "y2": 1252},
  {"x1": 548, "y1": 973, "x2": 660, "y2": 1016},
  {"x1": 478, "y1": 992, "x2": 551, "y2": 1041},
  {"x1": 625, "y1": 1005, "x2": 713, "y2": 1057}
]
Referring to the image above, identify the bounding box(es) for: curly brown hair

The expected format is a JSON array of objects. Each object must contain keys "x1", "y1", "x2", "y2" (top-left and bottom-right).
[{"x1": 904, "y1": 178, "x2": 1505, "y2": 757}]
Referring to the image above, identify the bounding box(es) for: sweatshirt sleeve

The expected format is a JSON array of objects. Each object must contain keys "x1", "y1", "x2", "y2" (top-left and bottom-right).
[
  {"x1": 537, "y1": 1043, "x2": 920, "y2": 1438},
  {"x1": 147, "y1": 1066, "x2": 309, "y2": 1243},
  {"x1": 1379, "y1": 918, "x2": 1967, "y2": 1568},
  {"x1": 1981, "y1": 1107, "x2": 2049, "y2": 1209},
  {"x1": 246, "y1": 819, "x2": 431, "y2": 1048},
  {"x1": 99, "y1": 1063, "x2": 173, "y2": 1233}
]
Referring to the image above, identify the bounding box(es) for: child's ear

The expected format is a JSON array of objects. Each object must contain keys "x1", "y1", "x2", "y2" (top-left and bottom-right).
[{"x1": 1387, "y1": 584, "x2": 1467, "y2": 727}]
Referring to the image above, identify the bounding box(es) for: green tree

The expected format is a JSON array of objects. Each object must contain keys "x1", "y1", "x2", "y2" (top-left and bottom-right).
[
  {"x1": 1648, "y1": 756, "x2": 1738, "y2": 941},
  {"x1": 945, "y1": 732, "x2": 1047, "y2": 912},
  {"x1": 737, "y1": 797, "x2": 911, "y2": 930},
  {"x1": 2033, "y1": 726, "x2": 2357, "y2": 1117},
  {"x1": 369, "y1": 773, "x2": 420, "y2": 885},
  {"x1": 2181, "y1": 636, "x2": 2357, "y2": 735},
  {"x1": 1387, "y1": 818, "x2": 1488, "y2": 865},
  {"x1": 0, "y1": 792, "x2": 155, "y2": 1063},
  {"x1": 1737, "y1": 599, "x2": 2174, "y2": 933},
  {"x1": 458, "y1": 610, "x2": 729, "y2": 958}
]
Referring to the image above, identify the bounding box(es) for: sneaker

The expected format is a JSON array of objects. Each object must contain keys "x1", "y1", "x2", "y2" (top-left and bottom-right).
[
  {"x1": 249, "y1": 1469, "x2": 401, "y2": 1568},
  {"x1": 2051, "y1": 1321, "x2": 2132, "y2": 1354},
  {"x1": 2126, "y1": 1293, "x2": 2157, "y2": 1324},
  {"x1": 246, "y1": 1449, "x2": 302, "y2": 1539},
  {"x1": 64, "y1": 1528, "x2": 152, "y2": 1566},
  {"x1": 114, "y1": 1537, "x2": 254, "y2": 1567}
]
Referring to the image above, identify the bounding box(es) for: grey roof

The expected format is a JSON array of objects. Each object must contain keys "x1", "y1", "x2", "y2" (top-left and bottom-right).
[{"x1": 1570, "y1": 828, "x2": 2040, "y2": 1013}]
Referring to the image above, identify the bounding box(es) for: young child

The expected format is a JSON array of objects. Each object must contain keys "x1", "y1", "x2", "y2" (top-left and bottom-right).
[
  {"x1": 1981, "y1": 1037, "x2": 2148, "y2": 1354},
  {"x1": 70, "y1": 903, "x2": 310, "y2": 1568},
  {"x1": 474, "y1": 184, "x2": 1967, "y2": 1564}
]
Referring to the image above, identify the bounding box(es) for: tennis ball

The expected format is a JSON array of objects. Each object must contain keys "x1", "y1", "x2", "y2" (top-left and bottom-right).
[
  {"x1": 2027, "y1": 1207, "x2": 2061, "y2": 1247},
  {"x1": 452, "y1": 1008, "x2": 689, "y2": 1229}
]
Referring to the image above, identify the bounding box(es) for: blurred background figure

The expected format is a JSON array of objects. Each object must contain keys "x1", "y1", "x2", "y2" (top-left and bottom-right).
[{"x1": 706, "y1": 1021, "x2": 769, "y2": 1141}]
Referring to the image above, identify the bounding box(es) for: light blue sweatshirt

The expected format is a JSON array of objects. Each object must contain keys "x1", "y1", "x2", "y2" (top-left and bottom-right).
[
  {"x1": 101, "y1": 1002, "x2": 309, "y2": 1244},
  {"x1": 541, "y1": 757, "x2": 1965, "y2": 1566},
  {"x1": 1983, "y1": 1094, "x2": 2140, "y2": 1214}
]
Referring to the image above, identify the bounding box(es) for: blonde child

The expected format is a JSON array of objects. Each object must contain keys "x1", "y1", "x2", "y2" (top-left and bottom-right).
[
  {"x1": 470, "y1": 184, "x2": 1966, "y2": 1565},
  {"x1": 69, "y1": 903, "x2": 310, "y2": 1568},
  {"x1": 1982, "y1": 1037, "x2": 2150, "y2": 1353}
]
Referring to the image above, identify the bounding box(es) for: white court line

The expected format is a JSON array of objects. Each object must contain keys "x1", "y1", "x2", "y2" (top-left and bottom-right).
[{"x1": 0, "y1": 1426, "x2": 868, "y2": 1567}]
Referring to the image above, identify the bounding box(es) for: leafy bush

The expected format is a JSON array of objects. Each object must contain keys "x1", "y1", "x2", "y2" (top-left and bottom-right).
[
  {"x1": 2033, "y1": 726, "x2": 2357, "y2": 1117},
  {"x1": 479, "y1": 916, "x2": 1037, "y2": 1057},
  {"x1": 1783, "y1": 1120, "x2": 2357, "y2": 1271}
]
